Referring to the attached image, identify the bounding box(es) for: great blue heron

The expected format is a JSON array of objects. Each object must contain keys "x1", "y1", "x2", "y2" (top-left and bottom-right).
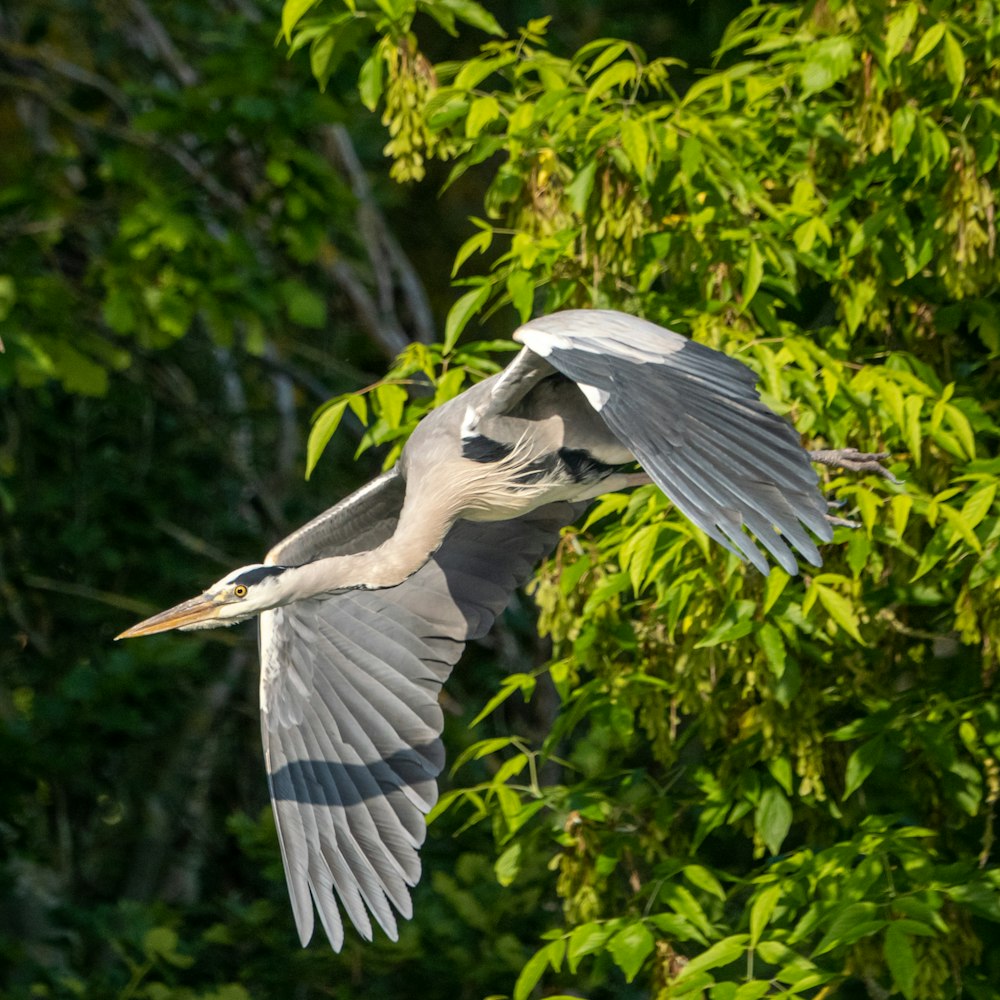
[{"x1": 118, "y1": 309, "x2": 887, "y2": 950}]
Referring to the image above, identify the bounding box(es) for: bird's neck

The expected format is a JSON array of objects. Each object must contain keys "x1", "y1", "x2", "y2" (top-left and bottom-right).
[{"x1": 280, "y1": 484, "x2": 459, "y2": 600}]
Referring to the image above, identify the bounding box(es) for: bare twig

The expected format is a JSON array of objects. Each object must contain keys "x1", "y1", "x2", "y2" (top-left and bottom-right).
[
  {"x1": 0, "y1": 38, "x2": 131, "y2": 112},
  {"x1": 1, "y1": 71, "x2": 245, "y2": 213},
  {"x1": 323, "y1": 254, "x2": 411, "y2": 357},
  {"x1": 127, "y1": 0, "x2": 198, "y2": 86},
  {"x1": 264, "y1": 343, "x2": 300, "y2": 481},
  {"x1": 152, "y1": 521, "x2": 244, "y2": 568},
  {"x1": 252, "y1": 349, "x2": 335, "y2": 403},
  {"x1": 324, "y1": 124, "x2": 436, "y2": 345},
  {"x1": 24, "y1": 574, "x2": 153, "y2": 616},
  {"x1": 122, "y1": 648, "x2": 250, "y2": 904}
]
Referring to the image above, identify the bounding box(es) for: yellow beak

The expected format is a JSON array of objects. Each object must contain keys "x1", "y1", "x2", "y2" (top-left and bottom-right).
[{"x1": 115, "y1": 594, "x2": 220, "y2": 639}]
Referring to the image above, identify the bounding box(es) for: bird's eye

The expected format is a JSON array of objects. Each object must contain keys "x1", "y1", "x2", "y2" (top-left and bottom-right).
[{"x1": 233, "y1": 584, "x2": 248, "y2": 598}]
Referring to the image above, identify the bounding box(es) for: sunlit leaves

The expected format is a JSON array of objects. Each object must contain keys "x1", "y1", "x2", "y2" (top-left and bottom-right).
[
  {"x1": 607, "y1": 922, "x2": 655, "y2": 982},
  {"x1": 444, "y1": 283, "x2": 491, "y2": 351},
  {"x1": 756, "y1": 785, "x2": 793, "y2": 855},
  {"x1": 885, "y1": 923, "x2": 919, "y2": 999},
  {"x1": 281, "y1": 0, "x2": 1000, "y2": 995},
  {"x1": 842, "y1": 736, "x2": 886, "y2": 799}
]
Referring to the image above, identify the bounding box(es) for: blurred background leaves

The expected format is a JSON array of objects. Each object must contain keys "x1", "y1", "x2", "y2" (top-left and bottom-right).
[{"x1": 1, "y1": 0, "x2": 999, "y2": 997}]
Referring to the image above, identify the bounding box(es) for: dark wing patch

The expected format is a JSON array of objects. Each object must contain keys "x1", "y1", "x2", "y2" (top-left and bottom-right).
[
  {"x1": 259, "y1": 501, "x2": 581, "y2": 950},
  {"x1": 557, "y1": 447, "x2": 621, "y2": 485},
  {"x1": 461, "y1": 434, "x2": 515, "y2": 464}
]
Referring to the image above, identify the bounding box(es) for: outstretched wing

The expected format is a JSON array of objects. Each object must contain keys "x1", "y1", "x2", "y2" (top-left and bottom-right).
[
  {"x1": 514, "y1": 309, "x2": 832, "y2": 574},
  {"x1": 266, "y1": 469, "x2": 406, "y2": 567},
  {"x1": 259, "y1": 500, "x2": 579, "y2": 950}
]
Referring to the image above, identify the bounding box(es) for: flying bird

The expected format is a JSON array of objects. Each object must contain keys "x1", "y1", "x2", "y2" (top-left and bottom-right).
[{"x1": 118, "y1": 309, "x2": 883, "y2": 950}]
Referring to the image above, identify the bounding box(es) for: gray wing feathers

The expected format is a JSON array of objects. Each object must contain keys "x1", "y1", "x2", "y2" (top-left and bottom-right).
[
  {"x1": 266, "y1": 469, "x2": 406, "y2": 566},
  {"x1": 260, "y1": 501, "x2": 579, "y2": 949},
  {"x1": 515, "y1": 310, "x2": 831, "y2": 575}
]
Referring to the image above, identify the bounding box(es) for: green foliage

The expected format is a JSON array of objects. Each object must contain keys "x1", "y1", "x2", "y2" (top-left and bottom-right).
[
  {"x1": 305, "y1": 335, "x2": 518, "y2": 476},
  {"x1": 4, "y1": 0, "x2": 999, "y2": 996},
  {"x1": 287, "y1": 0, "x2": 1000, "y2": 995}
]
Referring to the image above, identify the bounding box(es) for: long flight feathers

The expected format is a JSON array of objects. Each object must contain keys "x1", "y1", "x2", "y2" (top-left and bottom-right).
[
  {"x1": 254, "y1": 308, "x2": 831, "y2": 951},
  {"x1": 514, "y1": 309, "x2": 831, "y2": 574},
  {"x1": 259, "y1": 500, "x2": 580, "y2": 949}
]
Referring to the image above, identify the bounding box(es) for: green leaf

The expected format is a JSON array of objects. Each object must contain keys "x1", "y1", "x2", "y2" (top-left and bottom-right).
[
  {"x1": 750, "y1": 884, "x2": 782, "y2": 947},
  {"x1": 444, "y1": 284, "x2": 491, "y2": 352},
  {"x1": 793, "y1": 217, "x2": 830, "y2": 254},
  {"x1": 756, "y1": 622, "x2": 786, "y2": 679},
  {"x1": 695, "y1": 617, "x2": 754, "y2": 648},
  {"x1": 452, "y1": 227, "x2": 493, "y2": 276},
  {"x1": 799, "y1": 36, "x2": 854, "y2": 97},
  {"x1": 310, "y1": 32, "x2": 336, "y2": 88},
  {"x1": 436, "y1": 0, "x2": 504, "y2": 37},
  {"x1": 507, "y1": 270, "x2": 535, "y2": 323},
  {"x1": 756, "y1": 786, "x2": 792, "y2": 855},
  {"x1": 911, "y1": 22, "x2": 945, "y2": 62},
  {"x1": 583, "y1": 571, "x2": 630, "y2": 615},
  {"x1": 741, "y1": 242, "x2": 764, "y2": 310},
  {"x1": 143, "y1": 927, "x2": 194, "y2": 968},
  {"x1": 762, "y1": 567, "x2": 790, "y2": 614},
  {"x1": 565, "y1": 160, "x2": 597, "y2": 214},
  {"x1": 843, "y1": 736, "x2": 885, "y2": 799},
  {"x1": 305, "y1": 399, "x2": 348, "y2": 479},
  {"x1": 767, "y1": 757, "x2": 793, "y2": 796},
  {"x1": 281, "y1": 0, "x2": 320, "y2": 42},
  {"x1": 585, "y1": 61, "x2": 636, "y2": 104},
  {"x1": 514, "y1": 943, "x2": 558, "y2": 1000},
  {"x1": 734, "y1": 983, "x2": 771, "y2": 1000},
  {"x1": 813, "y1": 902, "x2": 883, "y2": 955},
  {"x1": 891, "y1": 493, "x2": 913, "y2": 538},
  {"x1": 941, "y1": 30, "x2": 965, "y2": 95},
  {"x1": 494, "y1": 841, "x2": 521, "y2": 887},
  {"x1": 581, "y1": 39, "x2": 628, "y2": 77},
  {"x1": 375, "y1": 382, "x2": 407, "y2": 428},
  {"x1": 681, "y1": 135, "x2": 702, "y2": 177},
  {"x1": 960, "y1": 483, "x2": 996, "y2": 532},
  {"x1": 620, "y1": 118, "x2": 649, "y2": 177},
  {"x1": 281, "y1": 280, "x2": 327, "y2": 328},
  {"x1": 620, "y1": 523, "x2": 659, "y2": 592},
  {"x1": 660, "y1": 882, "x2": 715, "y2": 939},
  {"x1": 358, "y1": 50, "x2": 384, "y2": 112},
  {"x1": 676, "y1": 935, "x2": 748, "y2": 979},
  {"x1": 885, "y1": 924, "x2": 918, "y2": 999},
  {"x1": 608, "y1": 922, "x2": 655, "y2": 983},
  {"x1": 469, "y1": 675, "x2": 535, "y2": 727},
  {"x1": 682, "y1": 865, "x2": 727, "y2": 901},
  {"x1": 885, "y1": 3, "x2": 918, "y2": 65},
  {"x1": 815, "y1": 584, "x2": 864, "y2": 644},
  {"x1": 901, "y1": 396, "x2": 924, "y2": 465},
  {"x1": 567, "y1": 922, "x2": 612, "y2": 971},
  {"x1": 466, "y1": 95, "x2": 501, "y2": 138},
  {"x1": 946, "y1": 403, "x2": 976, "y2": 460},
  {"x1": 890, "y1": 105, "x2": 917, "y2": 161}
]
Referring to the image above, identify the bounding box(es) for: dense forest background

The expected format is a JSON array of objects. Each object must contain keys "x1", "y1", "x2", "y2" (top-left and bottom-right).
[{"x1": 1, "y1": 0, "x2": 998, "y2": 998}]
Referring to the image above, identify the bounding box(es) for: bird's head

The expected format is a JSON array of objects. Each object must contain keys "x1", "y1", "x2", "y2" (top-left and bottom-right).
[{"x1": 116, "y1": 564, "x2": 289, "y2": 639}]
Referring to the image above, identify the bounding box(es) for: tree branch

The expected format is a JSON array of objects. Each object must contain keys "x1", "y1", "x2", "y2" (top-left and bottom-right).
[{"x1": 324, "y1": 124, "x2": 436, "y2": 345}]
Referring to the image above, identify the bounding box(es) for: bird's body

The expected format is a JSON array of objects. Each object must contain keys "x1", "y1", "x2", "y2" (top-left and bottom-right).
[{"x1": 118, "y1": 309, "x2": 864, "y2": 951}]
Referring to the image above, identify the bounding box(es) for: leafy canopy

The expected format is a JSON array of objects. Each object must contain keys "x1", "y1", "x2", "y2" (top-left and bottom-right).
[{"x1": 285, "y1": 0, "x2": 1000, "y2": 996}]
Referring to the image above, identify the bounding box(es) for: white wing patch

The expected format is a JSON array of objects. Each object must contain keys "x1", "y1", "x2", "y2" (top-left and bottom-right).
[
  {"x1": 460, "y1": 403, "x2": 478, "y2": 440},
  {"x1": 514, "y1": 309, "x2": 687, "y2": 365},
  {"x1": 577, "y1": 382, "x2": 610, "y2": 411}
]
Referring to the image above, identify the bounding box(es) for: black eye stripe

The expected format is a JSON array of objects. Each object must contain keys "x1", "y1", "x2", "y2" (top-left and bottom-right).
[{"x1": 230, "y1": 566, "x2": 286, "y2": 588}]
